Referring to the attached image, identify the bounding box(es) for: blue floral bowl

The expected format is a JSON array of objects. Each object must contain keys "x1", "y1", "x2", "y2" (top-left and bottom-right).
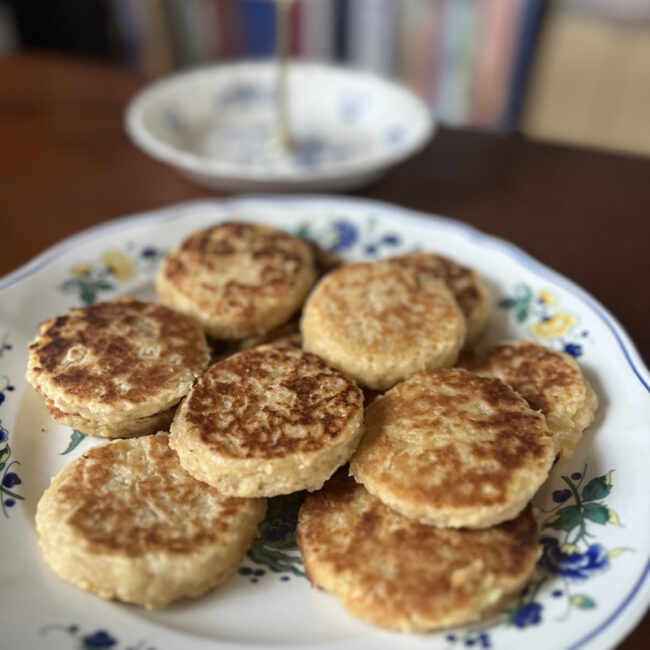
[{"x1": 124, "y1": 61, "x2": 434, "y2": 192}]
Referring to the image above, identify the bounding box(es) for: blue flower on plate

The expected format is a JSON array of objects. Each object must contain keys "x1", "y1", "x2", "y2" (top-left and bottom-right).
[
  {"x1": 329, "y1": 220, "x2": 358, "y2": 252},
  {"x1": 81, "y1": 630, "x2": 117, "y2": 648},
  {"x1": 552, "y1": 489, "x2": 572, "y2": 503},
  {"x1": 563, "y1": 342, "x2": 583, "y2": 358},
  {"x1": 2, "y1": 472, "x2": 21, "y2": 488},
  {"x1": 381, "y1": 233, "x2": 400, "y2": 246},
  {"x1": 512, "y1": 602, "x2": 543, "y2": 627},
  {"x1": 539, "y1": 536, "x2": 609, "y2": 580},
  {"x1": 0, "y1": 381, "x2": 15, "y2": 406}
]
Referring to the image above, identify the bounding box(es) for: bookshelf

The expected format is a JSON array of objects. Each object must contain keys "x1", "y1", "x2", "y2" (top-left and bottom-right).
[{"x1": 105, "y1": 0, "x2": 543, "y2": 133}]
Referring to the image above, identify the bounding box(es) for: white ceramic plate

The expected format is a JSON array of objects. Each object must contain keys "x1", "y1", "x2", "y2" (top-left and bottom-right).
[
  {"x1": 125, "y1": 62, "x2": 434, "y2": 192},
  {"x1": 0, "y1": 197, "x2": 648, "y2": 650}
]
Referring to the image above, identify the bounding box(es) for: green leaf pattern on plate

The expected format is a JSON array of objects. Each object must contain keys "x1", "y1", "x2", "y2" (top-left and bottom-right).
[
  {"x1": 60, "y1": 429, "x2": 87, "y2": 455},
  {"x1": 244, "y1": 492, "x2": 306, "y2": 578}
]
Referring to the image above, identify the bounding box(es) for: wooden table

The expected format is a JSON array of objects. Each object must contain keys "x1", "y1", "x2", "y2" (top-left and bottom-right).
[{"x1": 1, "y1": 52, "x2": 648, "y2": 648}]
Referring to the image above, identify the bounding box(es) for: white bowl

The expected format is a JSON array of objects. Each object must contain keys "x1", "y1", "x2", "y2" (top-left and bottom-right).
[{"x1": 124, "y1": 61, "x2": 434, "y2": 192}]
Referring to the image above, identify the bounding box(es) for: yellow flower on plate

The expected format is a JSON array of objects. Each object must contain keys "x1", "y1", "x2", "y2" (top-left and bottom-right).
[
  {"x1": 560, "y1": 543, "x2": 580, "y2": 555},
  {"x1": 607, "y1": 508, "x2": 621, "y2": 526},
  {"x1": 538, "y1": 289, "x2": 556, "y2": 305},
  {"x1": 101, "y1": 250, "x2": 135, "y2": 280},
  {"x1": 71, "y1": 263, "x2": 92, "y2": 277},
  {"x1": 531, "y1": 312, "x2": 576, "y2": 339}
]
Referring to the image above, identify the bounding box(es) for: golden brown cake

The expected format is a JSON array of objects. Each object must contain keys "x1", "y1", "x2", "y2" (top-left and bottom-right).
[
  {"x1": 156, "y1": 222, "x2": 317, "y2": 340},
  {"x1": 26, "y1": 298, "x2": 210, "y2": 437},
  {"x1": 301, "y1": 261, "x2": 466, "y2": 390},
  {"x1": 170, "y1": 344, "x2": 365, "y2": 497},
  {"x1": 465, "y1": 340, "x2": 598, "y2": 461},
  {"x1": 350, "y1": 368, "x2": 556, "y2": 528},
  {"x1": 388, "y1": 251, "x2": 490, "y2": 346},
  {"x1": 36, "y1": 433, "x2": 266, "y2": 609},
  {"x1": 298, "y1": 472, "x2": 541, "y2": 632}
]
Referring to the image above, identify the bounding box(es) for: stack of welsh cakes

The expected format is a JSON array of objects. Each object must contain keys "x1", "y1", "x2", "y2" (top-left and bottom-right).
[{"x1": 27, "y1": 221, "x2": 597, "y2": 631}]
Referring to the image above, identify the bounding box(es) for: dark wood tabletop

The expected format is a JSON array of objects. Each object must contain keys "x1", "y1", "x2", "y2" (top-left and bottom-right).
[{"x1": 0, "y1": 52, "x2": 648, "y2": 648}]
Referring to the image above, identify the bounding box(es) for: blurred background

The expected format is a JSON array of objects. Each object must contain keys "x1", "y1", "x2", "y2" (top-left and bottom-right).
[{"x1": 1, "y1": 0, "x2": 649, "y2": 156}]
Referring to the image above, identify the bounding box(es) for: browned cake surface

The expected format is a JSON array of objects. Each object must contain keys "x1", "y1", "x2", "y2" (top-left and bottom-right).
[
  {"x1": 468, "y1": 340, "x2": 582, "y2": 414},
  {"x1": 156, "y1": 222, "x2": 316, "y2": 339},
  {"x1": 389, "y1": 251, "x2": 483, "y2": 319},
  {"x1": 177, "y1": 344, "x2": 363, "y2": 460},
  {"x1": 350, "y1": 368, "x2": 556, "y2": 528},
  {"x1": 36, "y1": 433, "x2": 266, "y2": 609},
  {"x1": 300, "y1": 262, "x2": 466, "y2": 390},
  {"x1": 388, "y1": 251, "x2": 490, "y2": 345},
  {"x1": 43, "y1": 434, "x2": 256, "y2": 557},
  {"x1": 305, "y1": 262, "x2": 460, "y2": 338},
  {"x1": 297, "y1": 472, "x2": 541, "y2": 632},
  {"x1": 466, "y1": 340, "x2": 598, "y2": 460},
  {"x1": 27, "y1": 298, "x2": 210, "y2": 421}
]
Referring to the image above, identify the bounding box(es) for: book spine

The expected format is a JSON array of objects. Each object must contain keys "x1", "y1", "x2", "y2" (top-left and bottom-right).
[
  {"x1": 471, "y1": 0, "x2": 523, "y2": 128},
  {"x1": 334, "y1": 0, "x2": 349, "y2": 62},
  {"x1": 181, "y1": 0, "x2": 210, "y2": 65},
  {"x1": 499, "y1": 0, "x2": 546, "y2": 132},
  {"x1": 129, "y1": 0, "x2": 175, "y2": 75},
  {"x1": 434, "y1": 0, "x2": 479, "y2": 125},
  {"x1": 348, "y1": 0, "x2": 398, "y2": 77},
  {"x1": 290, "y1": 0, "x2": 301, "y2": 56},
  {"x1": 398, "y1": 0, "x2": 441, "y2": 104},
  {"x1": 300, "y1": 0, "x2": 336, "y2": 61},
  {"x1": 238, "y1": 0, "x2": 275, "y2": 58},
  {"x1": 200, "y1": 0, "x2": 222, "y2": 62},
  {"x1": 215, "y1": 0, "x2": 236, "y2": 59},
  {"x1": 427, "y1": 0, "x2": 446, "y2": 111},
  {"x1": 107, "y1": 0, "x2": 142, "y2": 67}
]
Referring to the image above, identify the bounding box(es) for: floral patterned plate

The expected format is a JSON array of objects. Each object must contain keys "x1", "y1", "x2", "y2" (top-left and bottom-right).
[
  {"x1": 0, "y1": 196, "x2": 648, "y2": 650},
  {"x1": 124, "y1": 62, "x2": 433, "y2": 193}
]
